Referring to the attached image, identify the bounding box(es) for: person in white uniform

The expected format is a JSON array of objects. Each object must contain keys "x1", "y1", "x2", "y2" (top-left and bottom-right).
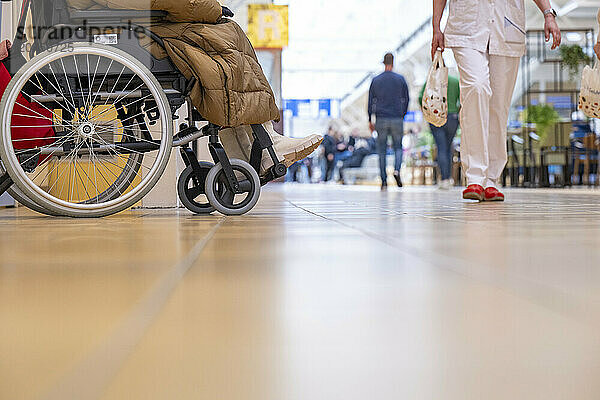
[
  {"x1": 432, "y1": 0, "x2": 561, "y2": 201},
  {"x1": 594, "y1": 10, "x2": 600, "y2": 60}
]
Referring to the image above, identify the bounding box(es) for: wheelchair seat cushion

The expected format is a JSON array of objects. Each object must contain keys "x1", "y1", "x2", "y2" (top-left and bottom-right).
[{"x1": 66, "y1": 0, "x2": 223, "y2": 23}]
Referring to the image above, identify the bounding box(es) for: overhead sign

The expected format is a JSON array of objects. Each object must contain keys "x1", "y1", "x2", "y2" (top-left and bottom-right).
[
  {"x1": 247, "y1": 4, "x2": 289, "y2": 49},
  {"x1": 284, "y1": 99, "x2": 340, "y2": 118}
]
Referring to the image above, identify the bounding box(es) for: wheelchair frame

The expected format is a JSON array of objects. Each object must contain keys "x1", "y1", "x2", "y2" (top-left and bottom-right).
[{"x1": 0, "y1": 0, "x2": 287, "y2": 216}]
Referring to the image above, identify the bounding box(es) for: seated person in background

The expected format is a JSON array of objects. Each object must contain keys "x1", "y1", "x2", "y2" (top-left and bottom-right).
[
  {"x1": 339, "y1": 139, "x2": 371, "y2": 184},
  {"x1": 334, "y1": 131, "x2": 353, "y2": 166}
]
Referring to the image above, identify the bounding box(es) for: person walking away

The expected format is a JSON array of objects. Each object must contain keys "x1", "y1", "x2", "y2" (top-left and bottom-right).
[
  {"x1": 594, "y1": 10, "x2": 600, "y2": 60},
  {"x1": 322, "y1": 127, "x2": 337, "y2": 182},
  {"x1": 368, "y1": 53, "x2": 410, "y2": 191},
  {"x1": 419, "y1": 75, "x2": 460, "y2": 190},
  {"x1": 431, "y1": 0, "x2": 561, "y2": 201}
]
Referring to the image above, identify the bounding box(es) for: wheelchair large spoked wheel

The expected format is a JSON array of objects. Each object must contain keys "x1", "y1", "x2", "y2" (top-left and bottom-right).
[
  {"x1": 0, "y1": 43, "x2": 173, "y2": 217},
  {"x1": 205, "y1": 159, "x2": 261, "y2": 216}
]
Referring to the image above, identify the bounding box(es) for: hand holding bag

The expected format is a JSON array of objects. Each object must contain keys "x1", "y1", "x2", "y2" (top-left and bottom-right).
[
  {"x1": 579, "y1": 62, "x2": 600, "y2": 119},
  {"x1": 422, "y1": 50, "x2": 448, "y2": 127}
]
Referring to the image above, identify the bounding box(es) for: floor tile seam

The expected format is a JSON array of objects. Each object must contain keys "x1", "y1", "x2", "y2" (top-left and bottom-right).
[
  {"x1": 285, "y1": 199, "x2": 600, "y2": 330},
  {"x1": 324, "y1": 197, "x2": 476, "y2": 225},
  {"x1": 36, "y1": 219, "x2": 225, "y2": 400}
]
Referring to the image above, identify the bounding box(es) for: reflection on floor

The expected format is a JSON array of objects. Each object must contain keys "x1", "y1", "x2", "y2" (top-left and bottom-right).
[{"x1": 2, "y1": 184, "x2": 600, "y2": 400}]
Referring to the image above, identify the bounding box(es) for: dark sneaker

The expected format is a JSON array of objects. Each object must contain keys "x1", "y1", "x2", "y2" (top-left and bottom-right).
[{"x1": 393, "y1": 171, "x2": 403, "y2": 187}]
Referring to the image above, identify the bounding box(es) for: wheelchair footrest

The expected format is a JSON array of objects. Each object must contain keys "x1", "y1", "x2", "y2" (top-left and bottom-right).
[
  {"x1": 249, "y1": 124, "x2": 286, "y2": 179},
  {"x1": 173, "y1": 125, "x2": 203, "y2": 147},
  {"x1": 260, "y1": 163, "x2": 288, "y2": 186}
]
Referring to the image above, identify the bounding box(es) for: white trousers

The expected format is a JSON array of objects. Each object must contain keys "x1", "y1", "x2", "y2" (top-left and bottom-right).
[{"x1": 452, "y1": 47, "x2": 520, "y2": 188}]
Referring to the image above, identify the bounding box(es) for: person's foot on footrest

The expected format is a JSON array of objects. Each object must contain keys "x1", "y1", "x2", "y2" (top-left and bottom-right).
[
  {"x1": 219, "y1": 122, "x2": 322, "y2": 179},
  {"x1": 267, "y1": 133, "x2": 323, "y2": 170},
  {"x1": 484, "y1": 187, "x2": 505, "y2": 202},
  {"x1": 462, "y1": 184, "x2": 484, "y2": 201}
]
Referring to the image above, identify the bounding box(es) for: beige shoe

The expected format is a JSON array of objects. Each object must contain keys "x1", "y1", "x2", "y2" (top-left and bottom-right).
[
  {"x1": 265, "y1": 132, "x2": 323, "y2": 170},
  {"x1": 220, "y1": 122, "x2": 323, "y2": 176}
]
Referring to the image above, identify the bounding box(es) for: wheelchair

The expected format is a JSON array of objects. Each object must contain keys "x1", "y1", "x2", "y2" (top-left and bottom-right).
[{"x1": 0, "y1": 0, "x2": 287, "y2": 217}]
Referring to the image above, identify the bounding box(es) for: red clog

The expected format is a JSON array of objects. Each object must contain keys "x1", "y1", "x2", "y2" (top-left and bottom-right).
[
  {"x1": 484, "y1": 187, "x2": 505, "y2": 202},
  {"x1": 462, "y1": 184, "x2": 484, "y2": 201}
]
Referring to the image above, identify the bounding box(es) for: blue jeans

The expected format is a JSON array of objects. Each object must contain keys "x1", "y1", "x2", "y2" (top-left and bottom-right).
[
  {"x1": 375, "y1": 118, "x2": 403, "y2": 182},
  {"x1": 430, "y1": 113, "x2": 459, "y2": 181}
]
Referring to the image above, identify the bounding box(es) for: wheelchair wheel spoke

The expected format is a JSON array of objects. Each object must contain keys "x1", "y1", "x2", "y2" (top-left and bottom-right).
[
  {"x1": 90, "y1": 82, "x2": 148, "y2": 123},
  {"x1": 88, "y1": 146, "x2": 100, "y2": 203},
  {"x1": 11, "y1": 126, "x2": 59, "y2": 130},
  {"x1": 73, "y1": 153, "x2": 92, "y2": 201},
  {"x1": 103, "y1": 74, "x2": 137, "y2": 110},
  {"x1": 58, "y1": 58, "x2": 81, "y2": 119},
  {"x1": 90, "y1": 59, "x2": 114, "y2": 108},
  {"x1": 100, "y1": 64, "x2": 128, "y2": 109},
  {"x1": 86, "y1": 54, "x2": 92, "y2": 118},
  {"x1": 91, "y1": 131, "x2": 149, "y2": 158},
  {"x1": 72, "y1": 54, "x2": 92, "y2": 120},
  {"x1": 91, "y1": 92, "x2": 154, "y2": 125},
  {"x1": 24, "y1": 96, "x2": 75, "y2": 130},
  {"x1": 13, "y1": 134, "x2": 73, "y2": 168},
  {"x1": 12, "y1": 113, "x2": 55, "y2": 122},
  {"x1": 13, "y1": 100, "x2": 74, "y2": 130},
  {"x1": 34, "y1": 69, "x2": 78, "y2": 115},
  {"x1": 93, "y1": 127, "x2": 158, "y2": 147},
  {"x1": 47, "y1": 62, "x2": 78, "y2": 116},
  {"x1": 30, "y1": 138, "x2": 76, "y2": 184}
]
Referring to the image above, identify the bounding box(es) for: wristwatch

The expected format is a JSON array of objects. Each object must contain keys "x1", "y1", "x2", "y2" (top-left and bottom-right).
[{"x1": 543, "y1": 8, "x2": 557, "y2": 18}]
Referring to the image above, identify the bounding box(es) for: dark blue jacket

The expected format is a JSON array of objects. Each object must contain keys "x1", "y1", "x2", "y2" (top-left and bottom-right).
[{"x1": 368, "y1": 71, "x2": 410, "y2": 122}]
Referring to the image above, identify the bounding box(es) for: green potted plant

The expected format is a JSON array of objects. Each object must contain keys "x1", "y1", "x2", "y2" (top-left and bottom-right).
[
  {"x1": 523, "y1": 104, "x2": 560, "y2": 142},
  {"x1": 560, "y1": 44, "x2": 592, "y2": 80}
]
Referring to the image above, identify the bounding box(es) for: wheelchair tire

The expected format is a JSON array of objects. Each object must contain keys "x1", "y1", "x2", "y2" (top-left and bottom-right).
[
  {"x1": 177, "y1": 163, "x2": 216, "y2": 215},
  {"x1": 0, "y1": 43, "x2": 173, "y2": 217},
  {"x1": 205, "y1": 159, "x2": 261, "y2": 216},
  {"x1": 7, "y1": 186, "x2": 60, "y2": 216},
  {"x1": 0, "y1": 161, "x2": 59, "y2": 216}
]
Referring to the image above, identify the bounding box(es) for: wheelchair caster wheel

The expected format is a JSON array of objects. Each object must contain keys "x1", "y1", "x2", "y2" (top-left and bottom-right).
[
  {"x1": 205, "y1": 159, "x2": 261, "y2": 216},
  {"x1": 177, "y1": 163, "x2": 216, "y2": 214}
]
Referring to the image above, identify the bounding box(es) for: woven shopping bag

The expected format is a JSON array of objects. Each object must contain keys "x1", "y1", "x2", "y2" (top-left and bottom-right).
[
  {"x1": 421, "y1": 50, "x2": 448, "y2": 127},
  {"x1": 579, "y1": 62, "x2": 600, "y2": 118}
]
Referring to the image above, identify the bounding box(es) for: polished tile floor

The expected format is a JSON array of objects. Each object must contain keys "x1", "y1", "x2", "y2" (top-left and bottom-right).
[{"x1": 2, "y1": 184, "x2": 600, "y2": 400}]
